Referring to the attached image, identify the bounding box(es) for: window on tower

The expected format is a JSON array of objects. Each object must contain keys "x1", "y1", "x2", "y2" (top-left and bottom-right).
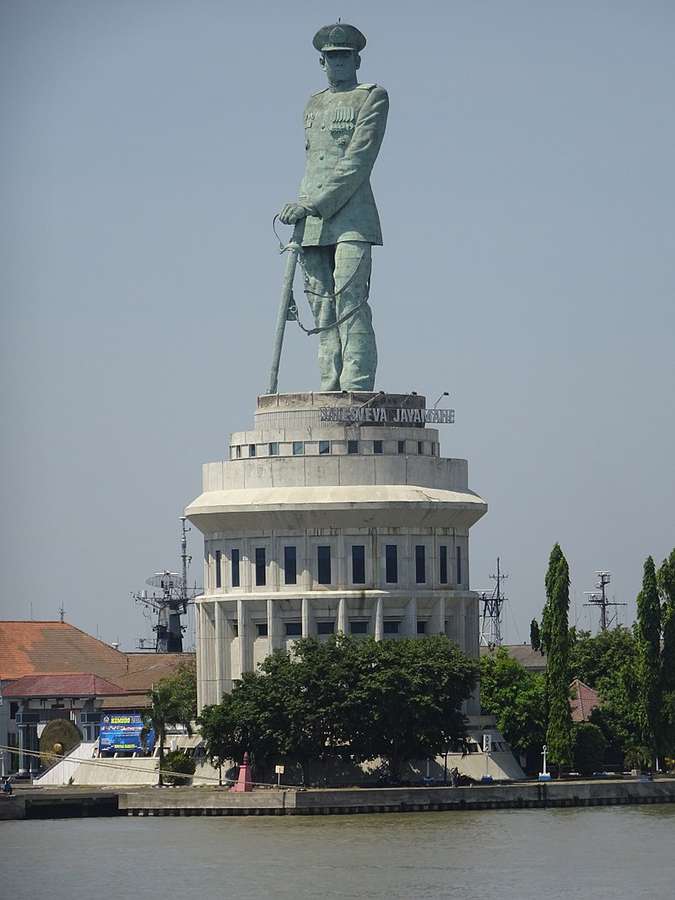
[{"x1": 255, "y1": 548, "x2": 266, "y2": 586}]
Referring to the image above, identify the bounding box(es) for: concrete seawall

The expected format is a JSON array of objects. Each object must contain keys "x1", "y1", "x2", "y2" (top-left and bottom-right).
[
  {"x1": 5, "y1": 779, "x2": 674, "y2": 820},
  {"x1": 119, "y1": 779, "x2": 675, "y2": 817}
]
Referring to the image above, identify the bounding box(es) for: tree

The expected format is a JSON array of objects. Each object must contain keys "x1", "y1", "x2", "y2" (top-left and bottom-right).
[
  {"x1": 198, "y1": 635, "x2": 478, "y2": 784},
  {"x1": 344, "y1": 636, "x2": 478, "y2": 781},
  {"x1": 540, "y1": 543, "x2": 563, "y2": 655},
  {"x1": 200, "y1": 636, "x2": 364, "y2": 782},
  {"x1": 572, "y1": 722, "x2": 608, "y2": 776},
  {"x1": 636, "y1": 556, "x2": 662, "y2": 763},
  {"x1": 166, "y1": 659, "x2": 198, "y2": 721},
  {"x1": 530, "y1": 618, "x2": 541, "y2": 652},
  {"x1": 658, "y1": 551, "x2": 675, "y2": 760},
  {"x1": 480, "y1": 648, "x2": 546, "y2": 761},
  {"x1": 142, "y1": 664, "x2": 195, "y2": 786},
  {"x1": 545, "y1": 544, "x2": 573, "y2": 769},
  {"x1": 569, "y1": 627, "x2": 637, "y2": 689}
]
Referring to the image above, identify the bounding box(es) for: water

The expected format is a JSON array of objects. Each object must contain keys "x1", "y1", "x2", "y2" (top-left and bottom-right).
[{"x1": 1, "y1": 806, "x2": 674, "y2": 899}]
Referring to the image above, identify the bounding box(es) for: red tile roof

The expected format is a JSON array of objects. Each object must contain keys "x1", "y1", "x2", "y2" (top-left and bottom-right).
[
  {"x1": 570, "y1": 678, "x2": 600, "y2": 722},
  {"x1": 2, "y1": 673, "x2": 126, "y2": 698},
  {"x1": 0, "y1": 621, "x2": 194, "y2": 703},
  {"x1": 115, "y1": 653, "x2": 193, "y2": 691},
  {"x1": 0, "y1": 621, "x2": 126, "y2": 681}
]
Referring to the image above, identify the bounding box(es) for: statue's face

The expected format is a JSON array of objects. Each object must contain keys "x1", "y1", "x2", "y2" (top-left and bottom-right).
[{"x1": 321, "y1": 49, "x2": 358, "y2": 84}]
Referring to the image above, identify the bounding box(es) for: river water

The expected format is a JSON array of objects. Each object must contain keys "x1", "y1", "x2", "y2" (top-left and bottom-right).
[{"x1": 1, "y1": 806, "x2": 674, "y2": 899}]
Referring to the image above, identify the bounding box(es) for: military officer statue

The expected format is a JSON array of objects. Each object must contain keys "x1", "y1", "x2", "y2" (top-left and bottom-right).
[{"x1": 279, "y1": 23, "x2": 388, "y2": 392}]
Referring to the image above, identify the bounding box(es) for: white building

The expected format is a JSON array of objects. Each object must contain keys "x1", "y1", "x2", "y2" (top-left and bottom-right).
[{"x1": 187, "y1": 391, "x2": 487, "y2": 713}]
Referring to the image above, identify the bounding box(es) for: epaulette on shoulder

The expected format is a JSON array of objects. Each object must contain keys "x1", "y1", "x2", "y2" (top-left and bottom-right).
[
  {"x1": 311, "y1": 87, "x2": 328, "y2": 97},
  {"x1": 356, "y1": 83, "x2": 377, "y2": 90}
]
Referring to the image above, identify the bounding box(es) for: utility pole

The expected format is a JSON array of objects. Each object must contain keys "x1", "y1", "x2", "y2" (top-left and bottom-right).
[
  {"x1": 479, "y1": 557, "x2": 508, "y2": 648},
  {"x1": 583, "y1": 571, "x2": 625, "y2": 632}
]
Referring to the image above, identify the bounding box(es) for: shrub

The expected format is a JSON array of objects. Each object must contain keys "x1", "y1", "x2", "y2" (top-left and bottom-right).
[
  {"x1": 572, "y1": 723, "x2": 608, "y2": 775},
  {"x1": 162, "y1": 750, "x2": 195, "y2": 785}
]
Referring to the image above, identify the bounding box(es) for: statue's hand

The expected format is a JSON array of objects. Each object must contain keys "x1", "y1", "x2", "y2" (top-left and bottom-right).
[{"x1": 279, "y1": 203, "x2": 309, "y2": 225}]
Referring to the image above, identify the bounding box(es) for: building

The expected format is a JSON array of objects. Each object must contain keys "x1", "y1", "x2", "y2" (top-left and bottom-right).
[
  {"x1": 480, "y1": 643, "x2": 548, "y2": 673},
  {"x1": 0, "y1": 620, "x2": 190, "y2": 776},
  {"x1": 570, "y1": 678, "x2": 601, "y2": 723},
  {"x1": 187, "y1": 391, "x2": 487, "y2": 711}
]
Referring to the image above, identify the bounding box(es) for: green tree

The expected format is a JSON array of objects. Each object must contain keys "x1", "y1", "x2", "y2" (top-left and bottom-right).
[
  {"x1": 545, "y1": 544, "x2": 573, "y2": 769},
  {"x1": 540, "y1": 543, "x2": 563, "y2": 654},
  {"x1": 167, "y1": 659, "x2": 198, "y2": 721},
  {"x1": 345, "y1": 636, "x2": 478, "y2": 781},
  {"x1": 567, "y1": 626, "x2": 644, "y2": 766},
  {"x1": 636, "y1": 556, "x2": 662, "y2": 763},
  {"x1": 199, "y1": 636, "x2": 367, "y2": 782},
  {"x1": 480, "y1": 648, "x2": 546, "y2": 759},
  {"x1": 142, "y1": 665, "x2": 195, "y2": 786},
  {"x1": 198, "y1": 635, "x2": 477, "y2": 785},
  {"x1": 572, "y1": 722, "x2": 608, "y2": 776},
  {"x1": 199, "y1": 669, "x2": 286, "y2": 779},
  {"x1": 530, "y1": 618, "x2": 541, "y2": 653},
  {"x1": 569, "y1": 627, "x2": 637, "y2": 689},
  {"x1": 657, "y1": 550, "x2": 675, "y2": 758}
]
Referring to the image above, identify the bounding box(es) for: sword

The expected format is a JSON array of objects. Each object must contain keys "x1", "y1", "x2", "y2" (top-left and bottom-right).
[{"x1": 268, "y1": 229, "x2": 301, "y2": 395}]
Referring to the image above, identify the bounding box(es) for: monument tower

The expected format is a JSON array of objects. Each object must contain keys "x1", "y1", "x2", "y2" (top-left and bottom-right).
[{"x1": 187, "y1": 25, "x2": 504, "y2": 771}]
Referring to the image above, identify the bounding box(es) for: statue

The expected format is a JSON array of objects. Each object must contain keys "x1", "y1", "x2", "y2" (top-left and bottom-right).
[{"x1": 278, "y1": 23, "x2": 389, "y2": 392}]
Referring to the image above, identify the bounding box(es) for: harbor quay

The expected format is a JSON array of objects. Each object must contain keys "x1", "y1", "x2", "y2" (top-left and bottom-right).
[{"x1": 3, "y1": 778, "x2": 675, "y2": 820}]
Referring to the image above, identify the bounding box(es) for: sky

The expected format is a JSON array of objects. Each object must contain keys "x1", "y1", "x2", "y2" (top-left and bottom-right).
[{"x1": 1, "y1": 0, "x2": 673, "y2": 651}]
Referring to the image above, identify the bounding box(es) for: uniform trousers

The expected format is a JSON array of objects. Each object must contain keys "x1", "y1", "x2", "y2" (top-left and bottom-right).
[{"x1": 301, "y1": 240, "x2": 378, "y2": 392}]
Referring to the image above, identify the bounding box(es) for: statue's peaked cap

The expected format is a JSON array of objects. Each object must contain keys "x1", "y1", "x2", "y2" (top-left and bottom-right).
[{"x1": 313, "y1": 23, "x2": 367, "y2": 53}]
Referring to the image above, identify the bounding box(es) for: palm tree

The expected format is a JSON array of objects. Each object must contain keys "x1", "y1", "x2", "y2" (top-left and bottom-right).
[{"x1": 142, "y1": 681, "x2": 192, "y2": 786}]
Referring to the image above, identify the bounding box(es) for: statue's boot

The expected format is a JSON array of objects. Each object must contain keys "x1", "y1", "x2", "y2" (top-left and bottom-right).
[
  {"x1": 334, "y1": 241, "x2": 377, "y2": 391},
  {"x1": 303, "y1": 246, "x2": 342, "y2": 391}
]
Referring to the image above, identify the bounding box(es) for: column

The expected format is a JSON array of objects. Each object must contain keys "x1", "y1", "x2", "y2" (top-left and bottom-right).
[
  {"x1": 223, "y1": 614, "x2": 236, "y2": 694},
  {"x1": 336, "y1": 532, "x2": 346, "y2": 589},
  {"x1": 458, "y1": 597, "x2": 467, "y2": 653},
  {"x1": 374, "y1": 596, "x2": 384, "y2": 641},
  {"x1": 337, "y1": 596, "x2": 348, "y2": 634},
  {"x1": 430, "y1": 595, "x2": 445, "y2": 635},
  {"x1": 17, "y1": 719, "x2": 28, "y2": 777},
  {"x1": 214, "y1": 601, "x2": 223, "y2": 699},
  {"x1": 302, "y1": 596, "x2": 313, "y2": 637},
  {"x1": 302, "y1": 534, "x2": 312, "y2": 592},
  {"x1": 28, "y1": 725, "x2": 39, "y2": 776},
  {"x1": 267, "y1": 598, "x2": 283, "y2": 651},
  {"x1": 195, "y1": 603, "x2": 204, "y2": 713},
  {"x1": 404, "y1": 596, "x2": 417, "y2": 636},
  {"x1": 237, "y1": 598, "x2": 253, "y2": 674}
]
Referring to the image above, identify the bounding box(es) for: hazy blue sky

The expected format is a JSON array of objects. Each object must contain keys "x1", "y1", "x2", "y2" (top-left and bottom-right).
[{"x1": 2, "y1": 1, "x2": 673, "y2": 650}]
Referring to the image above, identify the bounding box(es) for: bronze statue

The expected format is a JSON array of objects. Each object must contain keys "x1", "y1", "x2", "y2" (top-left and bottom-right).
[{"x1": 278, "y1": 23, "x2": 388, "y2": 392}]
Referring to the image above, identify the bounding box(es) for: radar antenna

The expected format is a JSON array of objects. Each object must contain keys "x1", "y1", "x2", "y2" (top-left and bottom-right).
[
  {"x1": 583, "y1": 570, "x2": 625, "y2": 631},
  {"x1": 133, "y1": 517, "x2": 201, "y2": 652},
  {"x1": 479, "y1": 557, "x2": 508, "y2": 649}
]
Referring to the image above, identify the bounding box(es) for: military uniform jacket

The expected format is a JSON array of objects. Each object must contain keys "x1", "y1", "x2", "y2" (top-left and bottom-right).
[{"x1": 294, "y1": 82, "x2": 389, "y2": 247}]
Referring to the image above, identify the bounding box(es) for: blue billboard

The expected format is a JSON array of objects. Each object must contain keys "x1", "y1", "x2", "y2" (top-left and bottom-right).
[{"x1": 99, "y1": 713, "x2": 155, "y2": 753}]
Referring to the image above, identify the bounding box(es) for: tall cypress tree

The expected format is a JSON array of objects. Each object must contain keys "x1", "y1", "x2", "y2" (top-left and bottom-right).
[
  {"x1": 545, "y1": 545, "x2": 573, "y2": 768},
  {"x1": 540, "y1": 543, "x2": 563, "y2": 655},
  {"x1": 636, "y1": 556, "x2": 661, "y2": 762},
  {"x1": 657, "y1": 550, "x2": 675, "y2": 755}
]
